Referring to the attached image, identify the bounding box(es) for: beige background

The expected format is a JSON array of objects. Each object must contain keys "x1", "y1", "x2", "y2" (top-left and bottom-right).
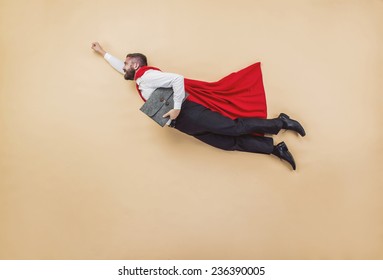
[{"x1": 1, "y1": 0, "x2": 382, "y2": 259}]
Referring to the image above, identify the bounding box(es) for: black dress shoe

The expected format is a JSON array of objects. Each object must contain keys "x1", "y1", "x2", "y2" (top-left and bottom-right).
[
  {"x1": 278, "y1": 113, "x2": 306, "y2": 137},
  {"x1": 272, "y1": 142, "x2": 296, "y2": 170}
]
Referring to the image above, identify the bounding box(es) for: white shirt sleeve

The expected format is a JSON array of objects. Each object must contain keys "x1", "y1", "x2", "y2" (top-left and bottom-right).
[
  {"x1": 139, "y1": 70, "x2": 186, "y2": 109},
  {"x1": 104, "y1": 53, "x2": 125, "y2": 75}
]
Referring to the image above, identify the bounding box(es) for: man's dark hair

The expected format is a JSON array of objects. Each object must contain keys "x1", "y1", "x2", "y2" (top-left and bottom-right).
[{"x1": 126, "y1": 53, "x2": 148, "y2": 67}]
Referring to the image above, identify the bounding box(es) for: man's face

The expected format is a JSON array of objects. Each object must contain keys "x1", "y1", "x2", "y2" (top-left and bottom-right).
[{"x1": 123, "y1": 57, "x2": 137, "y2": 80}]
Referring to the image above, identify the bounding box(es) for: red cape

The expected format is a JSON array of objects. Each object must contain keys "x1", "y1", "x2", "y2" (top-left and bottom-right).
[
  {"x1": 135, "y1": 63, "x2": 268, "y2": 119},
  {"x1": 184, "y1": 62, "x2": 267, "y2": 119}
]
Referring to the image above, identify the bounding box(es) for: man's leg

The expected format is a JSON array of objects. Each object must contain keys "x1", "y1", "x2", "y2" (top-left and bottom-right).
[
  {"x1": 193, "y1": 133, "x2": 274, "y2": 154},
  {"x1": 192, "y1": 133, "x2": 296, "y2": 169},
  {"x1": 174, "y1": 101, "x2": 299, "y2": 169},
  {"x1": 176, "y1": 100, "x2": 282, "y2": 136}
]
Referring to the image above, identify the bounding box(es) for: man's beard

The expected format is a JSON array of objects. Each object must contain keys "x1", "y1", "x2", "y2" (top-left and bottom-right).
[{"x1": 124, "y1": 68, "x2": 136, "y2": 80}]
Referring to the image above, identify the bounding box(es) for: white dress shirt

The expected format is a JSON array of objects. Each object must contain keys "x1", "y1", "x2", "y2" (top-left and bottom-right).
[{"x1": 104, "y1": 53, "x2": 185, "y2": 109}]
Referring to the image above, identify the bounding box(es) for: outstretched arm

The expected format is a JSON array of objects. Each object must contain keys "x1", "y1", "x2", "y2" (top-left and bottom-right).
[{"x1": 91, "y1": 42, "x2": 124, "y2": 75}]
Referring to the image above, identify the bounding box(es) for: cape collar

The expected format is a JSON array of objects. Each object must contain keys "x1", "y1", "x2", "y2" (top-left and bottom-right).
[{"x1": 134, "y1": 66, "x2": 161, "y2": 80}]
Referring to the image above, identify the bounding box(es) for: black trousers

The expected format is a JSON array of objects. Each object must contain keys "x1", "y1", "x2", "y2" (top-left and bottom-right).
[{"x1": 174, "y1": 100, "x2": 283, "y2": 154}]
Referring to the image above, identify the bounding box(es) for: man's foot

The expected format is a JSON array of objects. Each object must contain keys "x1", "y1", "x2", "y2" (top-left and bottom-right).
[
  {"x1": 272, "y1": 142, "x2": 296, "y2": 170},
  {"x1": 278, "y1": 113, "x2": 306, "y2": 137}
]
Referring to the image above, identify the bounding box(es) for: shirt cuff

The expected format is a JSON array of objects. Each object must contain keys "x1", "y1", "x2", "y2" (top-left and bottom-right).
[{"x1": 174, "y1": 102, "x2": 182, "y2": 110}]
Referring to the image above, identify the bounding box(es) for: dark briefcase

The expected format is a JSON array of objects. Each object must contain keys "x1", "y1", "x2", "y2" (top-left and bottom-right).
[{"x1": 140, "y1": 87, "x2": 187, "y2": 127}]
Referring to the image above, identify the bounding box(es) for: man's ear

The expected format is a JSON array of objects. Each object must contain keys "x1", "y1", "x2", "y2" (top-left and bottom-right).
[{"x1": 133, "y1": 62, "x2": 140, "y2": 70}]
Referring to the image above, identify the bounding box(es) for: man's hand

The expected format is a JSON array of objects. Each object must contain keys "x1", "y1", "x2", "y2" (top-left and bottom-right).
[
  {"x1": 163, "y1": 109, "x2": 181, "y2": 120},
  {"x1": 91, "y1": 42, "x2": 106, "y2": 56}
]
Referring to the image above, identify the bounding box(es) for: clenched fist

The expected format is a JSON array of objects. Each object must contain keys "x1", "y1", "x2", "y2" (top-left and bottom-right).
[{"x1": 91, "y1": 42, "x2": 106, "y2": 56}]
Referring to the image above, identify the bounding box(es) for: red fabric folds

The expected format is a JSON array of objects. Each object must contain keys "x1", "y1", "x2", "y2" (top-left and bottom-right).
[{"x1": 184, "y1": 62, "x2": 267, "y2": 119}]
